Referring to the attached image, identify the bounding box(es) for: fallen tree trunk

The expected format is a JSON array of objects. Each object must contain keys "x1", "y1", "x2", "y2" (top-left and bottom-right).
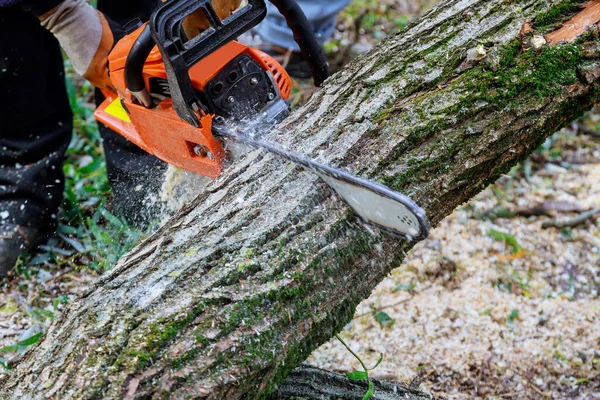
[{"x1": 3, "y1": 0, "x2": 600, "y2": 398}]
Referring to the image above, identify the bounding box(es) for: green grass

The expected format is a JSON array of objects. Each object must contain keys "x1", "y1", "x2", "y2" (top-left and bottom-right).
[
  {"x1": 0, "y1": 332, "x2": 44, "y2": 370},
  {"x1": 488, "y1": 229, "x2": 523, "y2": 254}
]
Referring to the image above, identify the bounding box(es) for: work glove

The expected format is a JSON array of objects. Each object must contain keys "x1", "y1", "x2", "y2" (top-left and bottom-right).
[
  {"x1": 37, "y1": 0, "x2": 242, "y2": 91},
  {"x1": 37, "y1": 0, "x2": 119, "y2": 91}
]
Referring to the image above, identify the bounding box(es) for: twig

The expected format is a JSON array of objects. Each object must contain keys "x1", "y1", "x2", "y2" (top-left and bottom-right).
[
  {"x1": 475, "y1": 201, "x2": 584, "y2": 221},
  {"x1": 330, "y1": 10, "x2": 368, "y2": 70},
  {"x1": 575, "y1": 122, "x2": 600, "y2": 139},
  {"x1": 497, "y1": 392, "x2": 525, "y2": 398},
  {"x1": 45, "y1": 268, "x2": 74, "y2": 284},
  {"x1": 525, "y1": 380, "x2": 552, "y2": 398},
  {"x1": 354, "y1": 297, "x2": 413, "y2": 319},
  {"x1": 563, "y1": 156, "x2": 600, "y2": 164},
  {"x1": 542, "y1": 206, "x2": 600, "y2": 229}
]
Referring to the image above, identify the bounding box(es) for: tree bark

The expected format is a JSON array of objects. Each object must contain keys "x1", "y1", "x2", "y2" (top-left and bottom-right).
[
  {"x1": 3, "y1": 0, "x2": 600, "y2": 398},
  {"x1": 270, "y1": 365, "x2": 437, "y2": 400}
]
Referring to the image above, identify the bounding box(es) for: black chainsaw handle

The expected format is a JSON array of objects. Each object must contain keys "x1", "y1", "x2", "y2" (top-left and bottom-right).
[
  {"x1": 267, "y1": 0, "x2": 329, "y2": 87},
  {"x1": 123, "y1": 0, "x2": 330, "y2": 114},
  {"x1": 124, "y1": 24, "x2": 154, "y2": 99}
]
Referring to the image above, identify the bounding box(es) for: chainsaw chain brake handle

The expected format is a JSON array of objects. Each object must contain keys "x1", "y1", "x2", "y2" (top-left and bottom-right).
[{"x1": 124, "y1": 0, "x2": 330, "y2": 127}]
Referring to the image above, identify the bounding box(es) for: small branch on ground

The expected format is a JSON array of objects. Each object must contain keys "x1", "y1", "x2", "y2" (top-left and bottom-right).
[
  {"x1": 574, "y1": 122, "x2": 600, "y2": 139},
  {"x1": 542, "y1": 206, "x2": 600, "y2": 229},
  {"x1": 474, "y1": 201, "x2": 584, "y2": 221}
]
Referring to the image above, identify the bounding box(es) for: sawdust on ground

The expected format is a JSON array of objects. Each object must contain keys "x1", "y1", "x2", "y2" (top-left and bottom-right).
[{"x1": 309, "y1": 132, "x2": 600, "y2": 399}]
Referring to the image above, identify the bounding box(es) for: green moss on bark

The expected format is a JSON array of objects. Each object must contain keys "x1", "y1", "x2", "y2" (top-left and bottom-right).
[{"x1": 534, "y1": 0, "x2": 581, "y2": 30}]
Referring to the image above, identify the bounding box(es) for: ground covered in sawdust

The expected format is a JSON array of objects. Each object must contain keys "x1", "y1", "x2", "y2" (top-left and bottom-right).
[
  {"x1": 1, "y1": 1, "x2": 599, "y2": 399},
  {"x1": 309, "y1": 129, "x2": 600, "y2": 399}
]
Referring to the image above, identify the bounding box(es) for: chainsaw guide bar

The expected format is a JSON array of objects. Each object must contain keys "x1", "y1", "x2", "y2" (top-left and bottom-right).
[{"x1": 212, "y1": 124, "x2": 430, "y2": 241}]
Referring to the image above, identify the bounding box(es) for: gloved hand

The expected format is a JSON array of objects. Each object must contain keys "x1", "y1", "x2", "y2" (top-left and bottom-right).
[
  {"x1": 182, "y1": 0, "x2": 243, "y2": 39},
  {"x1": 38, "y1": 0, "x2": 242, "y2": 91},
  {"x1": 38, "y1": 0, "x2": 118, "y2": 91}
]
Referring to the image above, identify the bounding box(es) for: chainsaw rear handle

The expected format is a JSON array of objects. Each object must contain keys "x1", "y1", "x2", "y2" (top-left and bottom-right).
[
  {"x1": 125, "y1": 24, "x2": 155, "y2": 107},
  {"x1": 123, "y1": 0, "x2": 329, "y2": 122},
  {"x1": 267, "y1": 0, "x2": 329, "y2": 87}
]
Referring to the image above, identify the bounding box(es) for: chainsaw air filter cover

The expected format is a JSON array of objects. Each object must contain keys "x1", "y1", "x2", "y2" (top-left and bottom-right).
[{"x1": 204, "y1": 54, "x2": 280, "y2": 120}]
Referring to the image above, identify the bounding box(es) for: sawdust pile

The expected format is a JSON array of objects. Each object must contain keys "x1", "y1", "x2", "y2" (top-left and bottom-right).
[{"x1": 309, "y1": 135, "x2": 600, "y2": 398}]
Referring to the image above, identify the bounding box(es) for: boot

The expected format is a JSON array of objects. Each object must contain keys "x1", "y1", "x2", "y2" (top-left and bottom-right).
[{"x1": 0, "y1": 224, "x2": 46, "y2": 277}]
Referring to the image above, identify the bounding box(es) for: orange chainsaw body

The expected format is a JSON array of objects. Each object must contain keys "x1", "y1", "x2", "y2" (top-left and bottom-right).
[{"x1": 94, "y1": 24, "x2": 291, "y2": 178}]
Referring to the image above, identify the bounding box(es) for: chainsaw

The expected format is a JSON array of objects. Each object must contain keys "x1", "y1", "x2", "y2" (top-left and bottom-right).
[{"x1": 94, "y1": 0, "x2": 429, "y2": 241}]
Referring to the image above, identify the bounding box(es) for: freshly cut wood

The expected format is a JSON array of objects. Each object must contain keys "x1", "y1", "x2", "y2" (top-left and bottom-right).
[
  {"x1": 2, "y1": 0, "x2": 600, "y2": 398},
  {"x1": 546, "y1": 0, "x2": 600, "y2": 45}
]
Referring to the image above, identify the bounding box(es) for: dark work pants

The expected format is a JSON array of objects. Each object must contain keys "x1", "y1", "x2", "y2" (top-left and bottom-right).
[{"x1": 0, "y1": 0, "x2": 165, "y2": 231}]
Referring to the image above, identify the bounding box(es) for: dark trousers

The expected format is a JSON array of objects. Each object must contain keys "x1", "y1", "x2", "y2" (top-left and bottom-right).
[{"x1": 0, "y1": 0, "x2": 165, "y2": 231}]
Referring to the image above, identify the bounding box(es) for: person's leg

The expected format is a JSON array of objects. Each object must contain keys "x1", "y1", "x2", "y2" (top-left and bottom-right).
[
  {"x1": 256, "y1": 0, "x2": 351, "y2": 51},
  {"x1": 0, "y1": 6, "x2": 72, "y2": 275},
  {"x1": 95, "y1": 0, "x2": 168, "y2": 227}
]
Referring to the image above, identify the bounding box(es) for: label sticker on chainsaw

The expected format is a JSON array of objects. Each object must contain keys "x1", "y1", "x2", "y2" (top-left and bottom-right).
[{"x1": 105, "y1": 98, "x2": 131, "y2": 123}]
